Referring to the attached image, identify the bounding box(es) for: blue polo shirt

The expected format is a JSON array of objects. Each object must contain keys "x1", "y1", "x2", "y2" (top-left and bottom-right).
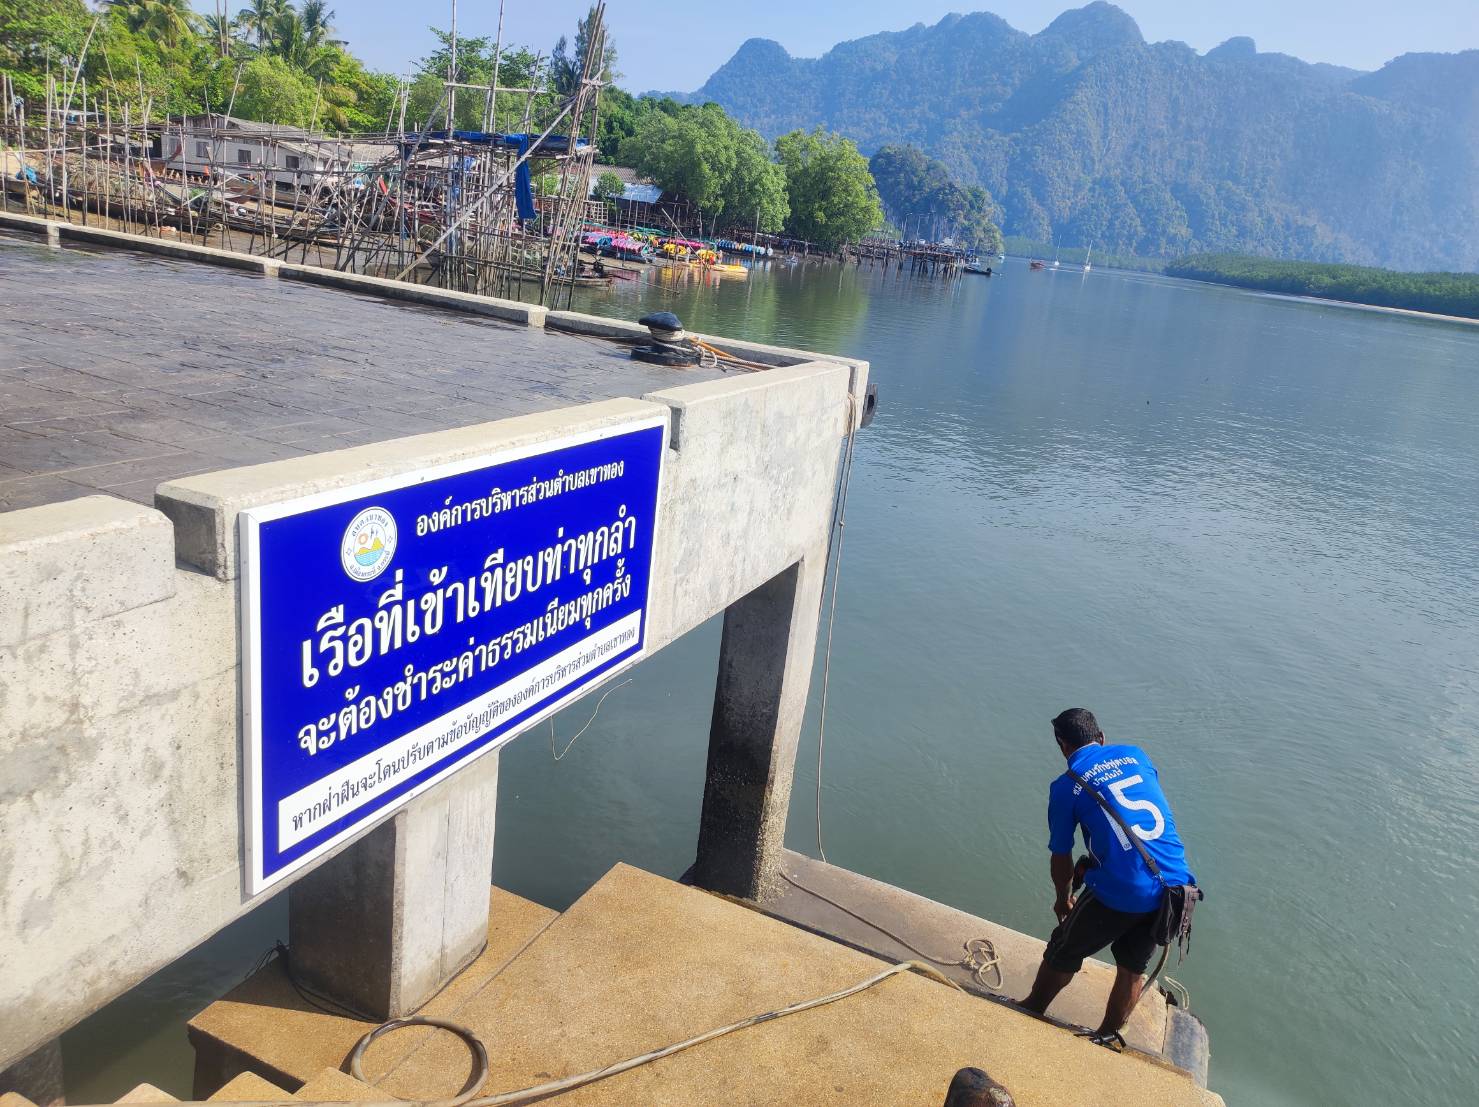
[{"x1": 1048, "y1": 742, "x2": 1194, "y2": 913}]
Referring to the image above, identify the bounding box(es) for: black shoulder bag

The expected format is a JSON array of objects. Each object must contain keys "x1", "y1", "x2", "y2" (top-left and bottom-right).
[{"x1": 1067, "y1": 768, "x2": 1204, "y2": 964}]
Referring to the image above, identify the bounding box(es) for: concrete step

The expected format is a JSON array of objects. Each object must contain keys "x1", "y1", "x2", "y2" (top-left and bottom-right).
[
  {"x1": 291, "y1": 1068, "x2": 383, "y2": 1102},
  {"x1": 353, "y1": 863, "x2": 1224, "y2": 1106},
  {"x1": 114, "y1": 1085, "x2": 178, "y2": 1104},
  {"x1": 187, "y1": 887, "x2": 558, "y2": 1097},
  {"x1": 207, "y1": 1074, "x2": 288, "y2": 1102}
]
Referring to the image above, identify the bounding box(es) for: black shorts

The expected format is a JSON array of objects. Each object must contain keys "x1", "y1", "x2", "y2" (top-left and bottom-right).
[{"x1": 1043, "y1": 890, "x2": 1158, "y2": 974}]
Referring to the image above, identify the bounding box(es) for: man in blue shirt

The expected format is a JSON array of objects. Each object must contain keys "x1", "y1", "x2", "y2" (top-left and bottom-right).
[{"x1": 1019, "y1": 708, "x2": 1195, "y2": 1046}]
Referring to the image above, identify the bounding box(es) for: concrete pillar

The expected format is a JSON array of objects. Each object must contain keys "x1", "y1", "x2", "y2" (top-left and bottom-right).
[
  {"x1": 692, "y1": 552, "x2": 827, "y2": 901},
  {"x1": 286, "y1": 750, "x2": 500, "y2": 1020},
  {"x1": 44, "y1": 224, "x2": 60, "y2": 248}
]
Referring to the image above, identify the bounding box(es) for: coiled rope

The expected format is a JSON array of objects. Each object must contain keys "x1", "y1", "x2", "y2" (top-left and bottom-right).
[{"x1": 346, "y1": 961, "x2": 960, "y2": 1107}]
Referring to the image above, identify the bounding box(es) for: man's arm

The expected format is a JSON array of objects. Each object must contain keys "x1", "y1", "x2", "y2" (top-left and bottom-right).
[
  {"x1": 1047, "y1": 778, "x2": 1079, "y2": 921},
  {"x1": 1050, "y1": 852, "x2": 1076, "y2": 921}
]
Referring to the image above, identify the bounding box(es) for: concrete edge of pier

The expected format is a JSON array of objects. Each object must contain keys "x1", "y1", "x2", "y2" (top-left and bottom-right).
[{"x1": 0, "y1": 212, "x2": 877, "y2": 371}]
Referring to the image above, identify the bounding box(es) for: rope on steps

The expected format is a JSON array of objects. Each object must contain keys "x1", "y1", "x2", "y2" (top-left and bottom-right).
[{"x1": 63, "y1": 964, "x2": 964, "y2": 1107}]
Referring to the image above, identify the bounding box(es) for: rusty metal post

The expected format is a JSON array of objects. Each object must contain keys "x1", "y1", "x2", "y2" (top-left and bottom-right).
[{"x1": 942, "y1": 1067, "x2": 1016, "y2": 1107}]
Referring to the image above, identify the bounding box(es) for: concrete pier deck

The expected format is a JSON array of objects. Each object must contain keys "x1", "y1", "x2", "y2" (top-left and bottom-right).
[
  {"x1": 0, "y1": 229, "x2": 723, "y2": 513},
  {"x1": 188, "y1": 864, "x2": 1223, "y2": 1106}
]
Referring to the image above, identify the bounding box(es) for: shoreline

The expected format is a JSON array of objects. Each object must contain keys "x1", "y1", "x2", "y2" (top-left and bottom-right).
[{"x1": 1164, "y1": 273, "x2": 1479, "y2": 328}]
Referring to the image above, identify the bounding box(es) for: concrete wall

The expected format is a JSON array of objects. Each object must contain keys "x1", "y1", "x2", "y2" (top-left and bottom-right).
[{"x1": 0, "y1": 320, "x2": 865, "y2": 1067}]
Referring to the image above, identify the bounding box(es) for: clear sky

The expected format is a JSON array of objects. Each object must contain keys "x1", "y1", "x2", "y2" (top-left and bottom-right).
[{"x1": 310, "y1": 1, "x2": 1479, "y2": 92}]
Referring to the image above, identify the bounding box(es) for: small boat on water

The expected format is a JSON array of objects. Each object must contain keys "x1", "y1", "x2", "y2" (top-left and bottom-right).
[
  {"x1": 1082, "y1": 243, "x2": 1094, "y2": 273},
  {"x1": 1029, "y1": 259, "x2": 1048, "y2": 271},
  {"x1": 963, "y1": 258, "x2": 995, "y2": 276}
]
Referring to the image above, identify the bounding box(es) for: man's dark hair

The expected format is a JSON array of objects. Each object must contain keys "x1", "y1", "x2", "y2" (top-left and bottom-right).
[{"x1": 1052, "y1": 708, "x2": 1103, "y2": 750}]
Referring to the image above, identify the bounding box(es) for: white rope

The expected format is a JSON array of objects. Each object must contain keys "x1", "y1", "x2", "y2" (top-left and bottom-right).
[
  {"x1": 814, "y1": 392, "x2": 859, "y2": 862},
  {"x1": 779, "y1": 869, "x2": 1004, "y2": 993},
  {"x1": 346, "y1": 959, "x2": 958, "y2": 1107},
  {"x1": 548, "y1": 678, "x2": 632, "y2": 760}
]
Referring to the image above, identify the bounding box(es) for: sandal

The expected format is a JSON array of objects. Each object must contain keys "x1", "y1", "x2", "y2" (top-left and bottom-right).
[{"x1": 1076, "y1": 1030, "x2": 1127, "y2": 1053}]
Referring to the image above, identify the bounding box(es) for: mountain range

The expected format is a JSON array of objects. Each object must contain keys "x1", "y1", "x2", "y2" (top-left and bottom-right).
[{"x1": 671, "y1": 3, "x2": 1479, "y2": 270}]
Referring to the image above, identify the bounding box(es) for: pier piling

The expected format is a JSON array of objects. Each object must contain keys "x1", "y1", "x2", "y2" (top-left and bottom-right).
[
  {"x1": 693, "y1": 553, "x2": 828, "y2": 901},
  {"x1": 285, "y1": 750, "x2": 501, "y2": 1021}
]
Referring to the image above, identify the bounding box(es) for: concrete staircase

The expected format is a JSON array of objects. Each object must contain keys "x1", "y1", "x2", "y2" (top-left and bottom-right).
[
  {"x1": 176, "y1": 864, "x2": 1223, "y2": 1107},
  {"x1": 3, "y1": 1066, "x2": 380, "y2": 1107},
  {"x1": 104, "y1": 1056, "x2": 383, "y2": 1105}
]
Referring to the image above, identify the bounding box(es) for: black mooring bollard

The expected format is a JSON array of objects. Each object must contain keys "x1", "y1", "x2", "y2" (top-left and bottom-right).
[{"x1": 942, "y1": 1066, "x2": 1017, "y2": 1107}]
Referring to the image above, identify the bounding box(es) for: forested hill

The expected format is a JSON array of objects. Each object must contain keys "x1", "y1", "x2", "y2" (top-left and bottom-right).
[{"x1": 679, "y1": 3, "x2": 1479, "y2": 271}]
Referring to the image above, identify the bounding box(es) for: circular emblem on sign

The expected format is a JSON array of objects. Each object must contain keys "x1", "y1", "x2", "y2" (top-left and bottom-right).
[{"x1": 341, "y1": 507, "x2": 397, "y2": 582}]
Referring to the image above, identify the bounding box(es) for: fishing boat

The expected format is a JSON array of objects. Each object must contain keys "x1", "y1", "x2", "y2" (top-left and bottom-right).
[
  {"x1": 963, "y1": 258, "x2": 994, "y2": 275},
  {"x1": 1029, "y1": 259, "x2": 1048, "y2": 271}
]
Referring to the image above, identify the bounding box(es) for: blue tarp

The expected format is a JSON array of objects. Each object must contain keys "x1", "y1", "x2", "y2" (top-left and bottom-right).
[{"x1": 399, "y1": 131, "x2": 590, "y2": 222}]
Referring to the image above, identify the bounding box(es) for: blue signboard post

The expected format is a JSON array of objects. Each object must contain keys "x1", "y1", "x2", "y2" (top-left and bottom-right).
[{"x1": 239, "y1": 417, "x2": 667, "y2": 894}]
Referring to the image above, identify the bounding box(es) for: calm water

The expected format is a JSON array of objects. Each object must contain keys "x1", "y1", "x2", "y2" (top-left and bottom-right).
[{"x1": 65, "y1": 259, "x2": 1479, "y2": 1106}]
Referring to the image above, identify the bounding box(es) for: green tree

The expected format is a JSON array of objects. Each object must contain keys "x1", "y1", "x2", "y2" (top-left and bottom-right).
[
  {"x1": 621, "y1": 100, "x2": 788, "y2": 231},
  {"x1": 722, "y1": 127, "x2": 788, "y2": 232},
  {"x1": 231, "y1": 53, "x2": 316, "y2": 125},
  {"x1": 593, "y1": 170, "x2": 626, "y2": 202},
  {"x1": 596, "y1": 90, "x2": 687, "y2": 166},
  {"x1": 0, "y1": 0, "x2": 397, "y2": 131},
  {"x1": 235, "y1": 0, "x2": 286, "y2": 50},
  {"x1": 869, "y1": 144, "x2": 1001, "y2": 252},
  {"x1": 626, "y1": 103, "x2": 734, "y2": 213},
  {"x1": 300, "y1": 0, "x2": 339, "y2": 47},
  {"x1": 270, "y1": 9, "x2": 335, "y2": 78},
  {"x1": 774, "y1": 128, "x2": 883, "y2": 247},
  {"x1": 550, "y1": 5, "x2": 617, "y2": 98},
  {"x1": 323, "y1": 50, "x2": 397, "y2": 132},
  {"x1": 0, "y1": 0, "x2": 93, "y2": 102},
  {"x1": 407, "y1": 31, "x2": 547, "y2": 131},
  {"x1": 106, "y1": 0, "x2": 198, "y2": 49},
  {"x1": 201, "y1": 10, "x2": 236, "y2": 59}
]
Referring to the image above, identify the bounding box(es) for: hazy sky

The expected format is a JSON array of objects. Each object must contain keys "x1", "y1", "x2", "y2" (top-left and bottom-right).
[{"x1": 308, "y1": 1, "x2": 1479, "y2": 91}]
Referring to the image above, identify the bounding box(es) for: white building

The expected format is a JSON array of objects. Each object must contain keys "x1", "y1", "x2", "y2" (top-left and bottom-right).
[{"x1": 156, "y1": 114, "x2": 350, "y2": 191}]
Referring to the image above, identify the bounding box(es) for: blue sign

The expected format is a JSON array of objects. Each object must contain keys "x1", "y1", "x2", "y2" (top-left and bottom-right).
[{"x1": 239, "y1": 417, "x2": 667, "y2": 893}]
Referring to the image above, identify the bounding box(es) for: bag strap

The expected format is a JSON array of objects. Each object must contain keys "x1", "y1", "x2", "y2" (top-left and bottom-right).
[{"x1": 1066, "y1": 767, "x2": 1168, "y2": 888}]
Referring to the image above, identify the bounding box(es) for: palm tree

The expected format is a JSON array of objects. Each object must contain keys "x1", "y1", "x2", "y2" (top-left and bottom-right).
[
  {"x1": 236, "y1": 0, "x2": 287, "y2": 51},
  {"x1": 300, "y1": 1, "x2": 342, "y2": 48},
  {"x1": 107, "y1": 0, "x2": 199, "y2": 48},
  {"x1": 271, "y1": 10, "x2": 339, "y2": 82},
  {"x1": 202, "y1": 8, "x2": 237, "y2": 58}
]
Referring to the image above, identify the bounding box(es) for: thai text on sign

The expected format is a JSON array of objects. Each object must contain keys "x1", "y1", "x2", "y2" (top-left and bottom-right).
[{"x1": 239, "y1": 417, "x2": 667, "y2": 893}]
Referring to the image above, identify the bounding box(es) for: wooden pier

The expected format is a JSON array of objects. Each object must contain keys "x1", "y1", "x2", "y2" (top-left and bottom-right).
[{"x1": 844, "y1": 237, "x2": 969, "y2": 277}]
